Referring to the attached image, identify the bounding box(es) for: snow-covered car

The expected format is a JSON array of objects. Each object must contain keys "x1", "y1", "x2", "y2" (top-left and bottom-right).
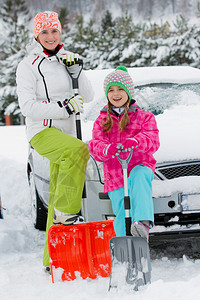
[{"x1": 27, "y1": 66, "x2": 200, "y2": 240}]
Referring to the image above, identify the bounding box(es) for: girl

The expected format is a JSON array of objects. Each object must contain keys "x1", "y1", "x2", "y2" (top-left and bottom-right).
[
  {"x1": 16, "y1": 11, "x2": 94, "y2": 269},
  {"x1": 89, "y1": 66, "x2": 160, "y2": 241}
]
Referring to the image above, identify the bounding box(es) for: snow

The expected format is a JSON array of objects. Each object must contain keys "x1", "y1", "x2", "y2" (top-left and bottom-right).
[
  {"x1": 1, "y1": 67, "x2": 200, "y2": 299},
  {"x1": 83, "y1": 66, "x2": 200, "y2": 122},
  {"x1": 152, "y1": 176, "x2": 200, "y2": 198},
  {"x1": 154, "y1": 105, "x2": 200, "y2": 163}
]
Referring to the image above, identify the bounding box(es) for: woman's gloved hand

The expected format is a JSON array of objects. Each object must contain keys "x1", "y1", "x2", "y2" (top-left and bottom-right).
[{"x1": 63, "y1": 95, "x2": 84, "y2": 114}]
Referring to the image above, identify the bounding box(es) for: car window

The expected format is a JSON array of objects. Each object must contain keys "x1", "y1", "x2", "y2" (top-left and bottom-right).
[{"x1": 134, "y1": 83, "x2": 200, "y2": 115}]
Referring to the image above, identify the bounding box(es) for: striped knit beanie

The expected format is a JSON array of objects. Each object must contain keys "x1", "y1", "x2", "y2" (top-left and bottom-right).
[
  {"x1": 34, "y1": 11, "x2": 61, "y2": 38},
  {"x1": 104, "y1": 66, "x2": 134, "y2": 100}
]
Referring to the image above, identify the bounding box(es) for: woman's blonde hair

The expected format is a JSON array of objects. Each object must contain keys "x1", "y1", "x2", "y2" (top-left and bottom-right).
[{"x1": 102, "y1": 100, "x2": 130, "y2": 132}]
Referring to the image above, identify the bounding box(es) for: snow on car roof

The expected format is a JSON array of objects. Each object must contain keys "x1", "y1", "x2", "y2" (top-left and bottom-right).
[
  {"x1": 127, "y1": 66, "x2": 200, "y2": 85},
  {"x1": 85, "y1": 66, "x2": 200, "y2": 90},
  {"x1": 83, "y1": 66, "x2": 200, "y2": 122}
]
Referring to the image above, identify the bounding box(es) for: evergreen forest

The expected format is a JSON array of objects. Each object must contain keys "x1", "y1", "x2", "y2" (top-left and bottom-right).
[{"x1": 0, "y1": 0, "x2": 200, "y2": 125}]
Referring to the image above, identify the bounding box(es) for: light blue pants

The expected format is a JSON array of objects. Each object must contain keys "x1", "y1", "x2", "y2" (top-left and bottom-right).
[{"x1": 108, "y1": 165, "x2": 154, "y2": 236}]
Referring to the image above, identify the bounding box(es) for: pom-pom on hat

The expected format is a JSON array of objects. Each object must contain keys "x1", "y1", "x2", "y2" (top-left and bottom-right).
[
  {"x1": 34, "y1": 11, "x2": 61, "y2": 38},
  {"x1": 104, "y1": 66, "x2": 134, "y2": 101}
]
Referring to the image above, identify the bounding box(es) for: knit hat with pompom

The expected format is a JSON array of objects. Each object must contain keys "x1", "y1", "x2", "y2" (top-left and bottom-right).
[
  {"x1": 104, "y1": 66, "x2": 134, "y2": 101},
  {"x1": 34, "y1": 11, "x2": 61, "y2": 38}
]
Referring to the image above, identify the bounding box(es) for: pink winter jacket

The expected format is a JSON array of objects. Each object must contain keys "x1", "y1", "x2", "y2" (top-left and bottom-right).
[{"x1": 88, "y1": 103, "x2": 160, "y2": 193}]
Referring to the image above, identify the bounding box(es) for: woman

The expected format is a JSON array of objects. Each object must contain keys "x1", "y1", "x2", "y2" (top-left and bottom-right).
[{"x1": 16, "y1": 11, "x2": 94, "y2": 270}]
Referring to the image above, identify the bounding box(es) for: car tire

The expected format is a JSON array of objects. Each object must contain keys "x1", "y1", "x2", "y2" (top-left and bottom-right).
[{"x1": 28, "y1": 169, "x2": 47, "y2": 231}]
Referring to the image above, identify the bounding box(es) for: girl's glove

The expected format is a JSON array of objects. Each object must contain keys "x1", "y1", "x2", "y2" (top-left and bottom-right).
[
  {"x1": 63, "y1": 95, "x2": 84, "y2": 114},
  {"x1": 103, "y1": 143, "x2": 122, "y2": 158},
  {"x1": 123, "y1": 138, "x2": 139, "y2": 151}
]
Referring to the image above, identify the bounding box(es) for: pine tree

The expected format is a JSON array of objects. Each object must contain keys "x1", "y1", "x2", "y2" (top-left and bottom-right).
[
  {"x1": 197, "y1": 1, "x2": 200, "y2": 17},
  {"x1": 101, "y1": 10, "x2": 115, "y2": 35},
  {"x1": 64, "y1": 14, "x2": 100, "y2": 69},
  {"x1": 0, "y1": 0, "x2": 32, "y2": 125},
  {"x1": 59, "y1": 7, "x2": 69, "y2": 33},
  {"x1": 112, "y1": 13, "x2": 140, "y2": 67},
  {"x1": 93, "y1": 10, "x2": 116, "y2": 68},
  {"x1": 67, "y1": 14, "x2": 85, "y2": 54},
  {"x1": 152, "y1": 16, "x2": 196, "y2": 66}
]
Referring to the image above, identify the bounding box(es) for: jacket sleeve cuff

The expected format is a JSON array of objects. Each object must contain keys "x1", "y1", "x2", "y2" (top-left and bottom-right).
[{"x1": 57, "y1": 101, "x2": 72, "y2": 118}]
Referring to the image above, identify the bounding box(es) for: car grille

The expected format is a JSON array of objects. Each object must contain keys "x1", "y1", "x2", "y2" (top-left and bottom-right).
[{"x1": 155, "y1": 161, "x2": 200, "y2": 180}]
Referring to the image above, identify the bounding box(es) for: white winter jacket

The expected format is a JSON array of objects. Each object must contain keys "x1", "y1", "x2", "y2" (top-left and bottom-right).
[{"x1": 16, "y1": 39, "x2": 94, "y2": 141}]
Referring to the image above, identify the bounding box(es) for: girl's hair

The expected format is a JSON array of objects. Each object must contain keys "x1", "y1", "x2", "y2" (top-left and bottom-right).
[{"x1": 102, "y1": 100, "x2": 130, "y2": 132}]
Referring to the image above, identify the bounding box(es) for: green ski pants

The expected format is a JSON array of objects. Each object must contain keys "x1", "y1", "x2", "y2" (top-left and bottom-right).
[{"x1": 30, "y1": 128, "x2": 90, "y2": 267}]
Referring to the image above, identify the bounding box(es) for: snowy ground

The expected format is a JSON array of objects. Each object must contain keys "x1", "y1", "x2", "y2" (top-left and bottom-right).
[{"x1": 1, "y1": 125, "x2": 200, "y2": 300}]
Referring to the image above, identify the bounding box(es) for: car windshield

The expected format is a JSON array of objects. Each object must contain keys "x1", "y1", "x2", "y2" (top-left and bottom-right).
[{"x1": 134, "y1": 83, "x2": 200, "y2": 115}]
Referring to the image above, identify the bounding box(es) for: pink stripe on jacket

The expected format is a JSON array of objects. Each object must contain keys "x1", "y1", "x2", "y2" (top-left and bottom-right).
[{"x1": 88, "y1": 103, "x2": 160, "y2": 193}]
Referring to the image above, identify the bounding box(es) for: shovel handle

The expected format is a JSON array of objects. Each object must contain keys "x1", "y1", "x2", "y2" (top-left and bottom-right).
[
  {"x1": 65, "y1": 63, "x2": 83, "y2": 141},
  {"x1": 117, "y1": 150, "x2": 133, "y2": 236},
  {"x1": 116, "y1": 149, "x2": 133, "y2": 196},
  {"x1": 117, "y1": 149, "x2": 133, "y2": 169},
  {"x1": 65, "y1": 62, "x2": 86, "y2": 198}
]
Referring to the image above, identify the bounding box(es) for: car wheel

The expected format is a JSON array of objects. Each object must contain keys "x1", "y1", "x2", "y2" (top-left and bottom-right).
[{"x1": 28, "y1": 169, "x2": 47, "y2": 231}]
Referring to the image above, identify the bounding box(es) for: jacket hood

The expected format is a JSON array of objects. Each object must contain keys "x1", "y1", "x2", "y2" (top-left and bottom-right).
[
  {"x1": 25, "y1": 38, "x2": 64, "y2": 57},
  {"x1": 26, "y1": 38, "x2": 43, "y2": 55}
]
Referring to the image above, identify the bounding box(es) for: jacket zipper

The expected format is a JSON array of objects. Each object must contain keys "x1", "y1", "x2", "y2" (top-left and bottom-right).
[{"x1": 38, "y1": 58, "x2": 52, "y2": 128}]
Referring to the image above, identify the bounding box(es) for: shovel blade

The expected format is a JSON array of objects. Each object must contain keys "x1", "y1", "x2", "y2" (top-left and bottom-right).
[
  {"x1": 48, "y1": 220, "x2": 115, "y2": 282},
  {"x1": 109, "y1": 236, "x2": 151, "y2": 291}
]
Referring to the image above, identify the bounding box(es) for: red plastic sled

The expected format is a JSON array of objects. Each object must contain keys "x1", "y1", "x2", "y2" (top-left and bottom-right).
[{"x1": 48, "y1": 220, "x2": 115, "y2": 283}]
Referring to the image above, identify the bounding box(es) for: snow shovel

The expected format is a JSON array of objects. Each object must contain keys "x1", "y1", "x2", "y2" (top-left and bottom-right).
[
  {"x1": 48, "y1": 220, "x2": 116, "y2": 282},
  {"x1": 48, "y1": 58, "x2": 116, "y2": 283},
  {"x1": 109, "y1": 150, "x2": 151, "y2": 291}
]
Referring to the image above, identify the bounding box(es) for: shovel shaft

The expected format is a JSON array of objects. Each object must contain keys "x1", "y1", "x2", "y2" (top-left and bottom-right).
[
  {"x1": 123, "y1": 168, "x2": 128, "y2": 197},
  {"x1": 65, "y1": 63, "x2": 86, "y2": 198},
  {"x1": 123, "y1": 167, "x2": 131, "y2": 235},
  {"x1": 125, "y1": 215, "x2": 131, "y2": 236},
  {"x1": 117, "y1": 150, "x2": 133, "y2": 236},
  {"x1": 73, "y1": 88, "x2": 83, "y2": 141},
  {"x1": 75, "y1": 113, "x2": 82, "y2": 140}
]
